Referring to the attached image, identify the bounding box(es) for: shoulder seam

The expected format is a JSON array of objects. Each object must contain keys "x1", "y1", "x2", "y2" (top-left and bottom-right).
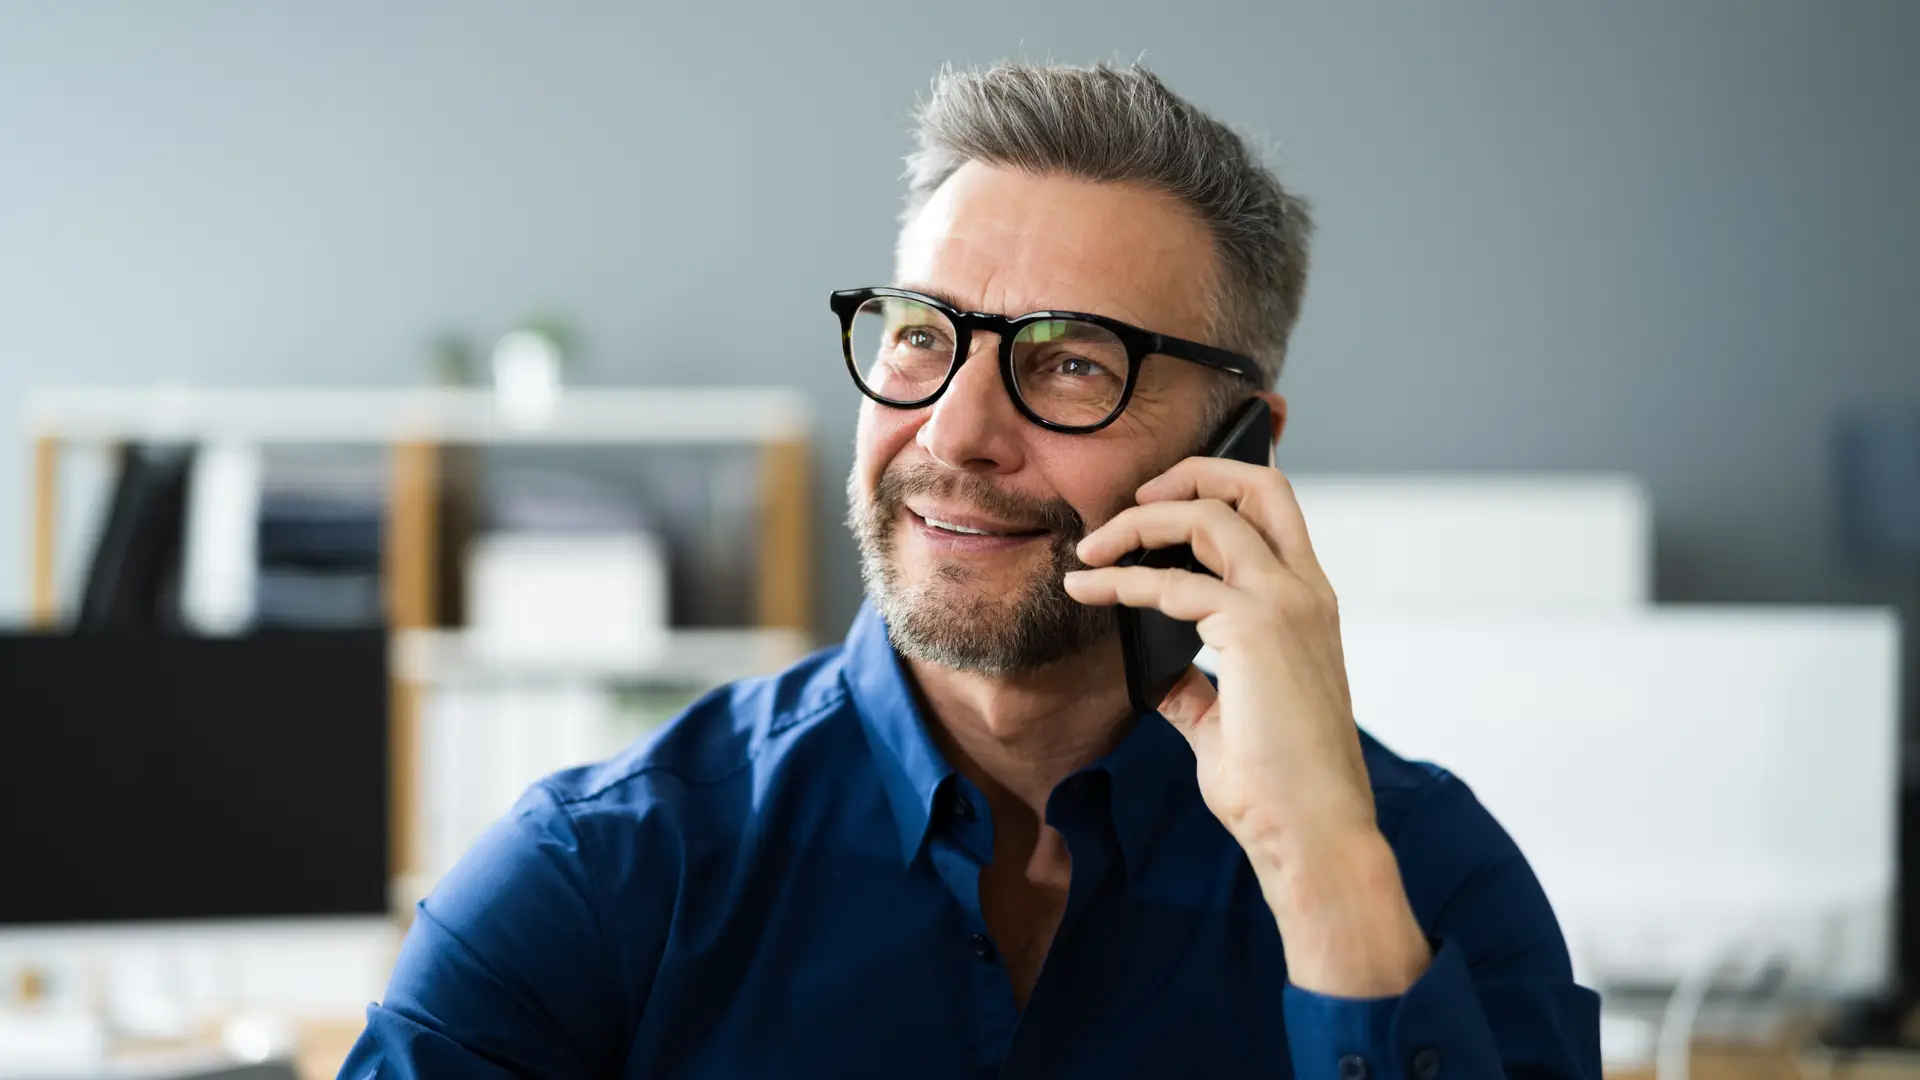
[
  {"x1": 550, "y1": 678, "x2": 854, "y2": 806},
  {"x1": 521, "y1": 781, "x2": 627, "y2": 1030},
  {"x1": 768, "y1": 679, "x2": 851, "y2": 738}
]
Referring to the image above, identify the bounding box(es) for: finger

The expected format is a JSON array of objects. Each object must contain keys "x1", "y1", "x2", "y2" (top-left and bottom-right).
[
  {"x1": 1061, "y1": 564, "x2": 1237, "y2": 622},
  {"x1": 1075, "y1": 499, "x2": 1280, "y2": 583},
  {"x1": 1135, "y1": 458, "x2": 1328, "y2": 587},
  {"x1": 1155, "y1": 663, "x2": 1219, "y2": 734}
]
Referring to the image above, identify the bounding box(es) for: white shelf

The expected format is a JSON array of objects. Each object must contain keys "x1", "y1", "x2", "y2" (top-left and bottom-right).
[
  {"x1": 25, "y1": 386, "x2": 812, "y2": 445},
  {"x1": 394, "y1": 626, "x2": 814, "y2": 687}
]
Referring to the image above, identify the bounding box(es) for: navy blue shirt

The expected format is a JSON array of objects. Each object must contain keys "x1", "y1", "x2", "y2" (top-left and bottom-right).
[{"x1": 343, "y1": 604, "x2": 1600, "y2": 1078}]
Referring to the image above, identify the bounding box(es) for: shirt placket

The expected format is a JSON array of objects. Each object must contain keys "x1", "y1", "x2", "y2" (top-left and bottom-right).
[
  {"x1": 996, "y1": 771, "x2": 1119, "y2": 1078},
  {"x1": 926, "y1": 775, "x2": 1020, "y2": 1076}
]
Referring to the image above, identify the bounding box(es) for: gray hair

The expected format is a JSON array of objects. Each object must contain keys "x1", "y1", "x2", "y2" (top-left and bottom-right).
[{"x1": 902, "y1": 60, "x2": 1314, "y2": 391}]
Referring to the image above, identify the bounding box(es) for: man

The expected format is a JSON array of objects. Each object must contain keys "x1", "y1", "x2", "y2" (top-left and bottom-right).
[{"x1": 343, "y1": 62, "x2": 1600, "y2": 1078}]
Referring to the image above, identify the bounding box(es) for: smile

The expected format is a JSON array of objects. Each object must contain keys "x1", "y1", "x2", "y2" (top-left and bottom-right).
[
  {"x1": 920, "y1": 515, "x2": 1035, "y2": 537},
  {"x1": 904, "y1": 508, "x2": 1049, "y2": 551}
]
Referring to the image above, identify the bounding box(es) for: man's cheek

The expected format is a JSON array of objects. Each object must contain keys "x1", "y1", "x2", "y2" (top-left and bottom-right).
[
  {"x1": 860, "y1": 400, "x2": 921, "y2": 456},
  {"x1": 1076, "y1": 491, "x2": 1138, "y2": 539}
]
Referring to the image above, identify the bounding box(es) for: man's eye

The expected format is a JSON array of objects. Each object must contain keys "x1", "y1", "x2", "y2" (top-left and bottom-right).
[
  {"x1": 897, "y1": 327, "x2": 941, "y2": 350},
  {"x1": 1054, "y1": 356, "x2": 1107, "y2": 377}
]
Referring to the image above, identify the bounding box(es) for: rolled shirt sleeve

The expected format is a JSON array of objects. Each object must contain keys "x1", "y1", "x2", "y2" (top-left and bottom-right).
[
  {"x1": 1283, "y1": 939, "x2": 1503, "y2": 1080},
  {"x1": 1283, "y1": 771, "x2": 1603, "y2": 1080}
]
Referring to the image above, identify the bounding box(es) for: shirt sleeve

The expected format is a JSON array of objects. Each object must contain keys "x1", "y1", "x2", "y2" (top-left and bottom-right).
[
  {"x1": 337, "y1": 783, "x2": 634, "y2": 1080},
  {"x1": 1281, "y1": 773, "x2": 1603, "y2": 1080}
]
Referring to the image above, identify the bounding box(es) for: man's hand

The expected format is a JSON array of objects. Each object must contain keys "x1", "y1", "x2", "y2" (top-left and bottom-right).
[{"x1": 1063, "y1": 457, "x2": 1431, "y2": 997}]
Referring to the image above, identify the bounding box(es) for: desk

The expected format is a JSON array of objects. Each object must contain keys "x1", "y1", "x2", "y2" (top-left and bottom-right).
[
  {"x1": 292, "y1": 1022, "x2": 362, "y2": 1080},
  {"x1": 1607, "y1": 1041, "x2": 1920, "y2": 1080}
]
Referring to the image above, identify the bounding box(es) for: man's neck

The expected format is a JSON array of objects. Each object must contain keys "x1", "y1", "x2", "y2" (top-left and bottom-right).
[{"x1": 905, "y1": 633, "x2": 1136, "y2": 820}]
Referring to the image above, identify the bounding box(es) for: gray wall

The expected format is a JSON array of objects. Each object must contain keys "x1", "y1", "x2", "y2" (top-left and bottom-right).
[{"x1": 3, "y1": 1, "x2": 1917, "y2": 639}]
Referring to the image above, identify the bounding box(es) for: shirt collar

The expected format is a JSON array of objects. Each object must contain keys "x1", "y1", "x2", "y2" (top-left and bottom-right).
[
  {"x1": 843, "y1": 601, "x2": 954, "y2": 865},
  {"x1": 841, "y1": 600, "x2": 1199, "y2": 876}
]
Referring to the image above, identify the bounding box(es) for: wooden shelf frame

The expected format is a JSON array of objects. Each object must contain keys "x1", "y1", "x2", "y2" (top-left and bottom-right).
[{"x1": 24, "y1": 384, "x2": 816, "y2": 884}]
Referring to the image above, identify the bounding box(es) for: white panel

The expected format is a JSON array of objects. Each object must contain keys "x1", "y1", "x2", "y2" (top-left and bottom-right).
[
  {"x1": 1288, "y1": 474, "x2": 1651, "y2": 608},
  {"x1": 466, "y1": 532, "x2": 670, "y2": 667},
  {"x1": 180, "y1": 441, "x2": 261, "y2": 635},
  {"x1": 1326, "y1": 606, "x2": 1900, "y2": 996}
]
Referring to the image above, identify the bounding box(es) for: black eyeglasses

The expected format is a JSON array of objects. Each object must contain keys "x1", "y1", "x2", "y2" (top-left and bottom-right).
[{"x1": 830, "y1": 286, "x2": 1263, "y2": 434}]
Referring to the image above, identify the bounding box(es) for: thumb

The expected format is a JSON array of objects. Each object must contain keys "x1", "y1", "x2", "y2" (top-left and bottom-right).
[{"x1": 1156, "y1": 664, "x2": 1219, "y2": 739}]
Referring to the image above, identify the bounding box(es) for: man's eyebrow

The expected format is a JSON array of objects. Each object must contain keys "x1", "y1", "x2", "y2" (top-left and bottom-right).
[
  {"x1": 893, "y1": 283, "x2": 1107, "y2": 321},
  {"x1": 893, "y1": 282, "x2": 974, "y2": 311}
]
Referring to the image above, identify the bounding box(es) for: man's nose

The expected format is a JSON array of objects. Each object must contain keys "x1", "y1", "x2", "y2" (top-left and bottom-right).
[{"x1": 916, "y1": 334, "x2": 1025, "y2": 475}]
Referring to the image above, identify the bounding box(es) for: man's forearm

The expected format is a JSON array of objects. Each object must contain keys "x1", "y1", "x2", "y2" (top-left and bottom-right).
[{"x1": 1252, "y1": 829, "x2": 1432, "y2": 998}]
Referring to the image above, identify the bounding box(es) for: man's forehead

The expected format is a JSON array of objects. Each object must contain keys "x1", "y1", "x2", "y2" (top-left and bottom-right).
[{"x1": 893, "y1": 162, "x2": 1216, "y2": 336}]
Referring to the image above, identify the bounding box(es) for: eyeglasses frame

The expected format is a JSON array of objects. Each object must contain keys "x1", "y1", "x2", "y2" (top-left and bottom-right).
[{"x1": 830, "y1": 286, "x2": 1264, "y2": 434}]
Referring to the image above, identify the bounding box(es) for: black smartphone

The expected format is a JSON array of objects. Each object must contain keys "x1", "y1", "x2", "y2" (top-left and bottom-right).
[{"x1": 1114, "y1": 397, "x2": 1274, "y2": 714}]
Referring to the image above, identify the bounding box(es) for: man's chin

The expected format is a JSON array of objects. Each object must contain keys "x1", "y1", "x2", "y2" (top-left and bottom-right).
[
  {"x1": 871, "y1": 572, "x2": 1115, "y2": 677},
  {"x1": 893, "y1": 557, "x2": 1030, "y2": 594},
  {"x1": 889, "y1": 577, "x2": 1023, "y2": 626}
]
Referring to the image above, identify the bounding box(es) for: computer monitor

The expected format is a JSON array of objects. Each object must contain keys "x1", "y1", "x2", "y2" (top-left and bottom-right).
[{"x1": 0, "y1": 631, "x2": 389, "y2": 925}]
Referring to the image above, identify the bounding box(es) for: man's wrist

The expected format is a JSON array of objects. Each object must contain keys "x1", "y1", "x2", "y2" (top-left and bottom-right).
[{"x1": 1251, "y1": 829, "x2": 1431, "y2": 997}]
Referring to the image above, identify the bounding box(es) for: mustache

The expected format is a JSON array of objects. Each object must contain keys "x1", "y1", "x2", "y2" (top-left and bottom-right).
[{"x1": 869, "y1": 462, "x2": 1085, "y2": 539}]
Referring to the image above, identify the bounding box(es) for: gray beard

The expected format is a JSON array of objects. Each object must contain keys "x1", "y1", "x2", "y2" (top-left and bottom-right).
[{"x1": 846, "y1": 461, "x2": 1115, "y2": 676}]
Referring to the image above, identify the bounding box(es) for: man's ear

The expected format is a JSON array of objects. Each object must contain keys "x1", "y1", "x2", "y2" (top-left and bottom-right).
[{"x1": 1255, "y1": 390, "x2": 1288, "y2": 447}]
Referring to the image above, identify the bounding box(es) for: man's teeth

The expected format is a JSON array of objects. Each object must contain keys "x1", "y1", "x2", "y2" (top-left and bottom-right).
[{"x1": 924, "y1": 516, "x2": 1008, "y2": 536}]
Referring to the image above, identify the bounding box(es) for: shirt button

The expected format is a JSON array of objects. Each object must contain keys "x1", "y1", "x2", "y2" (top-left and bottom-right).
[
  {"x1": 1337, "y1": 1055, "x2": 1369, "y2": 1080},
  {"x1": 969, "y1": 933, "x2": 996, "y2": 961},
  {"x1": 951, "y1": 793, "x2": 976, "y2": 822},
  {"x1": 1411, "y1": 1047, "x2": 1440, "y2": 1080}
]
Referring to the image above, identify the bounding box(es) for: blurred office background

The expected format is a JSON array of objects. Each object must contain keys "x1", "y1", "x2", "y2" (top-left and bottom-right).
[
  {"x1": 2, "y1": 2, "x2": 1918, "y2": 1078},
  {"x1": 2, "y1": 0, "x2": 1917, "y2": 625}
]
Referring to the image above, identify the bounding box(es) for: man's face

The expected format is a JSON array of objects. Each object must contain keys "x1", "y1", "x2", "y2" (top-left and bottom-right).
[{"x1": 849, "y1": 163, "x2": 1225, "y2": 674}]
